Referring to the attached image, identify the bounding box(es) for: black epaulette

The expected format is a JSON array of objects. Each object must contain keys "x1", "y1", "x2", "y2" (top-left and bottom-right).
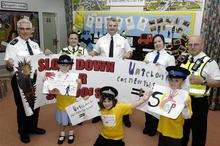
[{"x1": 10, "y1": 39, "x2": 18, "y2": 45}]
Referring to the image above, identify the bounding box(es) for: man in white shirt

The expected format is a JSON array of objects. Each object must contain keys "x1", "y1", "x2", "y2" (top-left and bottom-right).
[
  {"x1": 90, "y1": 18, "x2": 133, "y2": 59},
  {"x1": 4, "y1": 18, "x2": 46, "y2": 143},
  {"x1": 181, "y1": 36, "x2": 220, "y2": 146},
  {"x1": 90, "y1": 18, "x2": 133, "y2": 127}
]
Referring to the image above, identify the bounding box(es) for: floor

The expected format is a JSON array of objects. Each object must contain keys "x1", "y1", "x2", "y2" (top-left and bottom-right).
[{"x1": 0, "y1": 84, "x2": 220, "y2": 146}]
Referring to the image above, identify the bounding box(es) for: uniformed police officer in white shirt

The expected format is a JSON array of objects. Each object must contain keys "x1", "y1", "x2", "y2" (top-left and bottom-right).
[
  {"x1": 181, "y1": 36, "x2": 220, "y2": 146},
  {"x1": 60, "y1": 31, "x2": 89, "y2": 57},
  {"x1": 4, "y1": 18, "x2": 46, "y2": 143},
  {"x1": 90, "y1": 18, "x2": 133, "y2": 127},
  {"x1": 90, "y1": 18, "x2": 133, "y2": 59},
  {"x1": 143, "y1": 34, "x2": 176, "y2": 137}
]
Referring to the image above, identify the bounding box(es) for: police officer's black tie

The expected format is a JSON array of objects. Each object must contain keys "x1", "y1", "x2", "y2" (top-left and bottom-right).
[
  {"x1": 153, "y1": 51, "x2": 160, "y2": 63},
  {"x1": 26, "y1": 41, "x2": 34, "y2": 55},
  {"x1": 109, "y1": 37, "x2": 114, "y2": 57}
]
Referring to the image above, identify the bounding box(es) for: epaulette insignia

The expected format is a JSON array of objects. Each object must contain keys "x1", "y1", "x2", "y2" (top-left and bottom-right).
[{"x1": 10, "y1": 39, "x2": 18, "y2": 45}]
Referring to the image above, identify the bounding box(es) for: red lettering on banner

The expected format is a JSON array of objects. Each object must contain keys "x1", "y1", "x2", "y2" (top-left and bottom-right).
[
  {"x1": 76, "y1": 59, "x2": 115, "y2": 73},
  {"x1": 38, "y1": 58, "x2": 59, "y2": 71}
]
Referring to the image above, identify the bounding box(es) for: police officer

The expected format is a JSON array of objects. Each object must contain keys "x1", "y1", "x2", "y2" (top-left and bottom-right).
[
  {"x1": 143, "y1": 34, "x2": 175, "y2": 136},
  {"x1": 90, "y1": 18, "x2": 133, "y2": 127},
  {"x1": 90, "y1": 18, "x2": 133, "y2": 59},
  {"x1": 181, "y1": 35, "x2": 220, "y2": 146},
  {"x1": 4, "y1": 18, "x2": 46, "y2": 143},
  {"x1": 60, "y1": 31, "x2": 89, "y2": 57}
]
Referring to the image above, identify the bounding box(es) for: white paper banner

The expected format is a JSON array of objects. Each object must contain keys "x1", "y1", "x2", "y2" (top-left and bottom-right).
[
  {"x1": 27, "y1": 54, "x2": 168, "y2": 115},
  {"x1": 66, "y1": 96, "x2": 101, "y2": 125}
]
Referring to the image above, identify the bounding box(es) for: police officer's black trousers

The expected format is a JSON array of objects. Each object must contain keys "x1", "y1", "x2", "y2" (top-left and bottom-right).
[
  {"x1": 11, "y1": 75, "x2": 40, "y2": 136},
  {"x1": 182, "y1": 96, "x2": 208, "y2": 146}
]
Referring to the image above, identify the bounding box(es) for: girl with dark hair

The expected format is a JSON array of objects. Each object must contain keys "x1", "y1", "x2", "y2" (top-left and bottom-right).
[{"x1": 94, "y1": 86, "x2": 151, "y2": 146}]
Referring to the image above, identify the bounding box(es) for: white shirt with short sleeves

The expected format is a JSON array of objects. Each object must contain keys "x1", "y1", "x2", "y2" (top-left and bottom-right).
[
  {"x1": 4, "y1": 36, "x2": 42, "y2": 71},
  {"x1": 191, "y1": 52, "x2": 220, "y2": 80},
  {"x1": 93, "y1": 33, "x2": 132, "y2": 59},
  {"x1": 144, "y1": 49, "x2": 176, "y2": 67}
]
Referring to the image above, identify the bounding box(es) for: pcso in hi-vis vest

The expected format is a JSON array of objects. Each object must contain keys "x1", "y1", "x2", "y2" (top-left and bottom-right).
[{"x1": 181, "y1": 36, "x2": 220, "y2": 146}]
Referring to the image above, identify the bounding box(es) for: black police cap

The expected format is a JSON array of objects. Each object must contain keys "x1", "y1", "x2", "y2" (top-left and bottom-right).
[
  {"x1": 166, "y1": 66, "x2": 190, "y2": 79},
  {"x1": 57, "y1": 54, "x2": 73, "y2": 64},
  {"x1": 100, "y1": 86, "x2": 118, "y2": 98}
]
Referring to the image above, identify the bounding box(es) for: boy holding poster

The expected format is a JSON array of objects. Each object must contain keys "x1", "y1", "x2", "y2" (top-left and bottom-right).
[
  {"x1": 47, "y1": 55, "x2": 81, "y2": 144},
  {"x1": 94, "y1": 86, "x2": 151, "y2": 146},
  {"x1": 157, "y1": 66, "x2": 192, "y2": 146}
]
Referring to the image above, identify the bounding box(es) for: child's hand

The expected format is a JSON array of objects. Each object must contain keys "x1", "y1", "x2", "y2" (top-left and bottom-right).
[
  {"x1": 143, "y1": 91, "x2": 152, "y2": 101},
  {"x1": 76, "y1": 79, "x2": 82, "y2": 89},
  {"x1": 82, "y1": 96, "x2": 90, "y2": 100},
  {"x1": 49, "y1": 88, "x2": 61, "y2": 95}
]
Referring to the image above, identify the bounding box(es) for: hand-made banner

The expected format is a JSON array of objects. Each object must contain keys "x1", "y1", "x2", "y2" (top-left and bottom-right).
[
  {"x1": 140, "y1": 85, "x2": 189, "y2": 119},
  {"x1": 26, "y1": 54, "x2": 168, "y2": 115}
]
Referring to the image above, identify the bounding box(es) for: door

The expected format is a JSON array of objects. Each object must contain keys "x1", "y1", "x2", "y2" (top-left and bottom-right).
[{"x1": 42, "y1": 12, "x2": 58, "y2": 53}]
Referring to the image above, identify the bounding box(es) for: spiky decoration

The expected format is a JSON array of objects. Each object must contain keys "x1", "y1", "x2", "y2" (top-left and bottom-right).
[{"x1": 16, "y1": 59, "x2": 37, "y2": 110}]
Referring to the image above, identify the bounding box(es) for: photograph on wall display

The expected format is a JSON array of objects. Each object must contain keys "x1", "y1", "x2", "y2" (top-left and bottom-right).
[{"x1": 0, "y1": 10, "x2": 39, "y2": 52}]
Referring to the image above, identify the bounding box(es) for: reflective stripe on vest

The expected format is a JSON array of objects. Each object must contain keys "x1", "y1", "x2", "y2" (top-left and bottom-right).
[{"x1": 181, "y1": 56, "x2": 211, "y2": 97}]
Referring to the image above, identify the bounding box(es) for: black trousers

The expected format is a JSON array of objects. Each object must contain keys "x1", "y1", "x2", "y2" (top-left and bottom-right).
[
  {"x1": 158, "y1": 133, "x2": 182, "y2": 146},
  {"x1": 94, "y1": 135, "x2": 125, "y2": 146},
  {"x1": 144, "y1": 112, "x2": 158, "y2": 135},
  {"x1": 182, "y1": 96, "x2": 209, "y2": 146},
  {"x1": 11, "y1": 75, "x2": 40, "y2": 136}
]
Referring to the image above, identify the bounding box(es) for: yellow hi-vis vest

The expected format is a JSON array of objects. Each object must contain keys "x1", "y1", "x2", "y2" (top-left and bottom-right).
[{"x1": 181, "y1": 56, "x2": 212, "y2": 97}]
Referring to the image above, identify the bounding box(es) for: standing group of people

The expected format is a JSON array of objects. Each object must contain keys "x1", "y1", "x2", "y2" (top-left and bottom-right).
[{"x1": 4, "y1": 17, "x2": 220, "y2": 146}]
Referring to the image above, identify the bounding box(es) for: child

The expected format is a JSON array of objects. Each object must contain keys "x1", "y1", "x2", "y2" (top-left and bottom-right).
[
  {"x1": 50, "y1": 54, "x2": 81, "y2": 144},
  {"x1": 157, "y1": 66, "x2": 192, "y2": 146},
  {"x1": 94, "y1": 86, "x2": 151, "y2": 146}
]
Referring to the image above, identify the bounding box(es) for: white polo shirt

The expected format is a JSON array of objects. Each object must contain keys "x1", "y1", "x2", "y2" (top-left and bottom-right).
[{"x1": 93, "y1": 33, "x2": 132, "y2": 59}]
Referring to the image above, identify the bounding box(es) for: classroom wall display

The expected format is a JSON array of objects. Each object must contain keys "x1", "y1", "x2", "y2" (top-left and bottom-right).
[
  {"x1": 72, "y1": 0, "x2": 110, "y2": 11},
  {"x1": 81, "y1": 11, "x2": 196, "y2": 38},
  {"x1": 0, "y1": 10, "x2": 39, "y2": 52}
]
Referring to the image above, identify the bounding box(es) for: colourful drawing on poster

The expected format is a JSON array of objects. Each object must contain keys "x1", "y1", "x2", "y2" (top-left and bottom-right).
[
  {"x1": 72, "y1": 0, "x2": 110, "y2": 11},
  {"x1": 144, "y1": 0, "x2": 205, "y2": 11}
]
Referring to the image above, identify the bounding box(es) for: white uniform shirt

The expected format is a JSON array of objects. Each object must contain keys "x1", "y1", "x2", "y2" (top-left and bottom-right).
[
  {"x1": 144, "y1": 49, "x2": 175, "y2": 67},
  {"x1": 190, "y1": 52, "x2": 220, "y2": 80},
  {"x1": 94, "y1": 33, "x2": 132, "y2": 59},
  {"x1": 4, "y1": 36, "x2": 42, "y2": 70}
]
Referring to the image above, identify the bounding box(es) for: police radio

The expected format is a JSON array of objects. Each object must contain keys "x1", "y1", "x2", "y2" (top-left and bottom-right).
[{"x1": 191, "y1": 57, "x2": 204, "y2": 72}]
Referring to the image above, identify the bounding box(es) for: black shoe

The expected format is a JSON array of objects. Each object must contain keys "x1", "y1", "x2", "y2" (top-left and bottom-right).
[
  {"x1": 68, "y1": 134, "x2": 75, "y2": 144},
  {"x1": 32, "y1": 128, "x2": 46, "y2": 135},
  {"x1": 58, "y1": 135, "x2": 65, "y2": 145},
  {"x1": 148, "y1": 131, "x2": 157, "y2": 137},
  {"x1": 143, "y1": 127, "x2": 149, "y2": 135},
  {"x1": 92, "y1": 116, "x2": 101, "y2": 123},
  {"x1": 20, "y1": 134, "x2": 30, "y2": 143}
]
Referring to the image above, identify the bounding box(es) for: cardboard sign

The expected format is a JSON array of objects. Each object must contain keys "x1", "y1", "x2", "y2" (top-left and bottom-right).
[
  {"x1": 65, "y1": 96, "x2": 101, "y2": 125},
  {"x1": 143, "y1": 85, "x2": 189, "y2": 119},
  {"x1": 42, "y1": 71, "x2": 78, "y2": 96}
]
